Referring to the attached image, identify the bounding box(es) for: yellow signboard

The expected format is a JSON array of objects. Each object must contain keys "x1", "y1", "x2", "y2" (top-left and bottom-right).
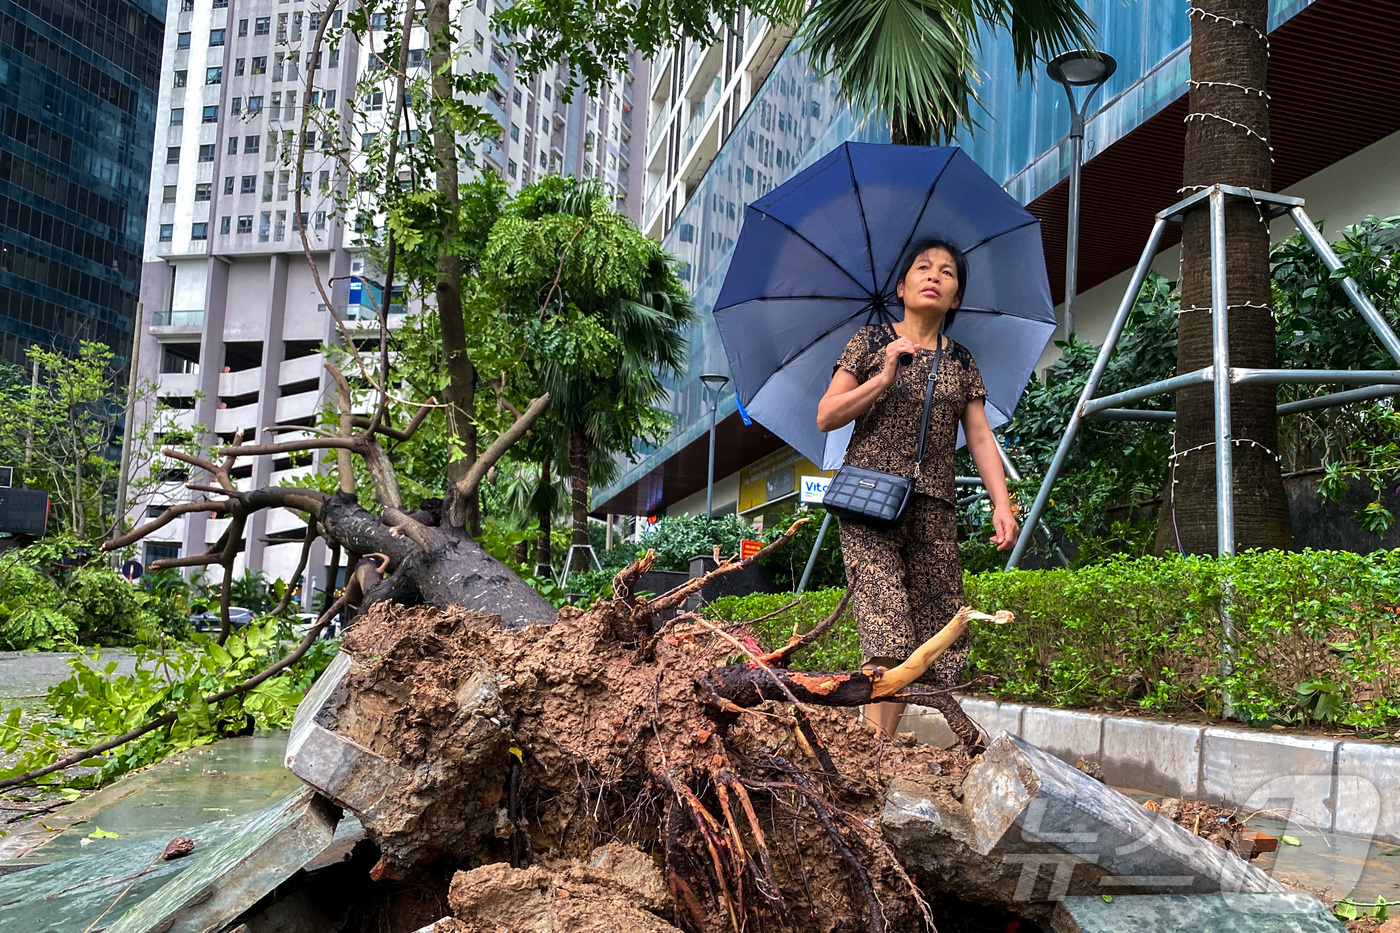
[{"x1": 737, "y1": 446, "x2": 832, "y2": 513}]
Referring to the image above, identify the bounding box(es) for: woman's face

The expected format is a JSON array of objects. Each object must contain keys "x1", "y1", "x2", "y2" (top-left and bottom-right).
[{"x1": 896, "y1": 248, "x2": 961, "y2": 317}]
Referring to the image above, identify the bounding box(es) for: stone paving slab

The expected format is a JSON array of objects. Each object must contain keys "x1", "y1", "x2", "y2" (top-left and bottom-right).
[{"x1": 1051, "y1": 892, "x2": 1345, "y2": 932}]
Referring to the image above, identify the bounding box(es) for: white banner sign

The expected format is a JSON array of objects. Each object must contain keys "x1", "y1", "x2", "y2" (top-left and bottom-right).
[{"x1": 799, "y1": 475, "x2": 830, "y2": 504}]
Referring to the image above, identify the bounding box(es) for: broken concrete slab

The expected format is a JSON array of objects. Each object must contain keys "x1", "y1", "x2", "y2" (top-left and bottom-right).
[
  {"x1": 882, "y1": 733, "x2": 1279, "y2": 918},
  {"x1": 106, "y1": 787, "x2": 340, "y2": 933},
  {"x1": 1050, "y1": 893, "x2": 1345, "y2": 932},
  {"x1": 0, "y1": 812, "x2": 260, "y2": 932},
  {"x1": 285, "y1": 651, "x2": 408, "y2": 821}
]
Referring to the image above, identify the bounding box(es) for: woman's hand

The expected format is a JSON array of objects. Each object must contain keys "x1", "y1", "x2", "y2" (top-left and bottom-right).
[
  {"x1": 990, "y1": 504, "x2": 1019, "y2": 551},
  {"x1": 879, "y1": 337, "x2": 920, "y2": 387}
]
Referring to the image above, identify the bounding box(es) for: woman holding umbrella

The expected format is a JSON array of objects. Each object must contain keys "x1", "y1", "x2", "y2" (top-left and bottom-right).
[{"x1": 817, "y1": 238, "x2": 1019, "y2": 737}]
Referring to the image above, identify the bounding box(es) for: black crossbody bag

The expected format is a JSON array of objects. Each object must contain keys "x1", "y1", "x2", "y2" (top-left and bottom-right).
[{"x1": 822, "y1": 340, "x2": 943, "y2": 529}]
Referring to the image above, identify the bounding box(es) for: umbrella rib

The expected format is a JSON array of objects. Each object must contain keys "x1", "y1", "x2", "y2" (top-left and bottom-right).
[
  {"x1": 713, "y1": 295, "x2": 872, "y2": 313},
  {"x1": 843, "y1": 145, "x2": 878, "y2": 293},
  {"x1": 765, "y1": 300, "x2": 887, "y2": 377},
  {"x1": 960, "y1": 216, "x2": 1040, "y2": 255},
  {"x1": 748, "y1": 206, "x2": 874, "y2": 299},
  {"x1": 878, "y1": 151, "x2": 957, "y2": 296}
]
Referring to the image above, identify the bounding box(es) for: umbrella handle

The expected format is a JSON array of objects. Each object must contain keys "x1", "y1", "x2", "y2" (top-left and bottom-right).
[{"x1": 897, "y1": 352, "x2": 914, "y2": 367}]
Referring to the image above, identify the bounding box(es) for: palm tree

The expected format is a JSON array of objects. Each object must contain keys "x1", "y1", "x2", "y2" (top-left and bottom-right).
[
  {"x1": 1153, "y1": 0, "x2": 1290, "y2": 555},
  {"x1": 486, "y1": 179, "x2": 696, "y2": 573},
  {"x1": 493, "y1": 453, "x2": 570, "y2": 575},
  {"x1": 800, "y1": 0, "x2": 1094, "y2": 144}
]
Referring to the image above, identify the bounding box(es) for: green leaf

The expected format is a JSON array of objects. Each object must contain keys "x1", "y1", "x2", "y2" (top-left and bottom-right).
[
  {"x1": 1280, "y1": 835, "x2": 1301, "y2": 847},
  {"x1": 1101, "y1": 895, "x2": 1114, "y2": 903},
  {"x1": 87, "y1": 827, "x2": 119, "y2": 839}
]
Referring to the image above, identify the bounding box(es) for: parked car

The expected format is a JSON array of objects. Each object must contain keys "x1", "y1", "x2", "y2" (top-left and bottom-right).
[
  {"x1": 294, "y1": 612, "x2": 338, "y2": 639},
  {"x1": 190, "y1": 606, "x2": 256, "y2": 632}
]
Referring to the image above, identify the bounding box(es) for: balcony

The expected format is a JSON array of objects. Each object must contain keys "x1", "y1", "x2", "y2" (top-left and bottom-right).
[
  {"x1": 683, "y1": 77, "x2": 722, "y2": 155},
  {"x1": 265, "y1": 506, "x2": 311, "y2": 535},
  {"x1": 647, "y1": 112, "x2": 667, "y2": 156},
  {"x1": 151, "y1": 309, "x2": 205, "y2": 328},
  {"x1": 215, "y1": 402, "x2": 258, "y2": 434},
  {"x1": 618, "y1": 140, "x2": 630, "y2": 166},
  {"x1": 645, "y1": 179, "x2": 665, "y2": 223},
  {"x1": 279, "y1": 354, "x2": 322, "y2": 386},
  {"x1": 275, "y1": 388, "x2": 323, "y2": 423},
  {"x1": 218, "y1": 366, "x2": 263, "y2": 398},
  {"x1": 157, "y1": 372, "x2": 199, "y2": 397}
]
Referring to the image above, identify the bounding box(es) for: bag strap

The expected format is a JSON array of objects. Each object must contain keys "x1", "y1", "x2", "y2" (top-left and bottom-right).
[{"x1": 911, "y1": 339, "x2": 944, "y2": 479}]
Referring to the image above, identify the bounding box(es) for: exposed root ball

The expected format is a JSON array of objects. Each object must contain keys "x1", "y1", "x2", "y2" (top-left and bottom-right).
[{"x1": 338, "y1": 601, "x2": 977, "y2": 933}]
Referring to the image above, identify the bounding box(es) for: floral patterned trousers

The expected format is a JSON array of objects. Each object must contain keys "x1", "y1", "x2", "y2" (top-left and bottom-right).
[{"x1": 837, "y1": 494, "x2": 968, "y2": 688}]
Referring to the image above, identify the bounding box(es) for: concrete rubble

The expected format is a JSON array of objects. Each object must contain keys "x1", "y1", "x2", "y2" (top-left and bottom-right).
[{"x1": 881, "y1": 733, "x2": 1282, "y2": 919}]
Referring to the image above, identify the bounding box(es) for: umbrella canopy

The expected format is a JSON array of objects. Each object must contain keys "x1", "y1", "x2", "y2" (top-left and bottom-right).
[{"x1": 713, "y1": 143, "x2": 1056, "y2": 470}]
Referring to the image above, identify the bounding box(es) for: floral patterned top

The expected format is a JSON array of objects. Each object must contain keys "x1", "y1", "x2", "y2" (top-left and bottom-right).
[{"x1": 833, "y1": 323, "x2": 987, "y2": 506}]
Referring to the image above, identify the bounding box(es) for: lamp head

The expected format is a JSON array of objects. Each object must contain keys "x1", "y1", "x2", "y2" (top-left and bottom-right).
[
  {"x1": 1047, "y1": 50, "x2": 1118, "y2": 89},
  {"x1": 699, "y1": 374, "x2": 730, "y2": 392}
]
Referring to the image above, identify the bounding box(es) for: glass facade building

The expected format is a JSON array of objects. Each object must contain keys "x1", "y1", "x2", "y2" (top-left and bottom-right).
[
  {"x1": 598, "y1": 0, "x2": 1328, "y2": 514},
  {"x1": 0, "y1": 0, "x2": 164, "y2": 364}
]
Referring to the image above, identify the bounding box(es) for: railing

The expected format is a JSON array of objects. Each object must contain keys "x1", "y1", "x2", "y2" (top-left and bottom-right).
[
  {"x1": 682, "y1": 77, "x2": 722, "y2": 154},
  {"x1": 644, "y1": 179, "x2": 664, "y2": 221},
  {"x1": 151, "y1": 309, "x2": 205, "y2": 326},
  {"x1": 647, "y1": 110, "x2": 668, "y2": 154},
  {"x1": 619, "y1": 140, "x2": 630, "y2": 163},
  {"x1": 747, "y1": 14, "x2": 767, "y2": 50}
]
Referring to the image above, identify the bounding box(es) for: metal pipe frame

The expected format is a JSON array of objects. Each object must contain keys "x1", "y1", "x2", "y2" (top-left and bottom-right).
[
  {"x1": 1082, "y1": 367, "x2": 1213, "y2": 414},
  {"x1": 1209, "y1": 188, "x2": 1235, "y2": 558},
  {"x1": 1288, "y1": 207, "x2": 1400, "y2": 366},
  {"x1": 795, "y1": 511, "x2": 832, "y2": 595},
  {"x1": 1276, "y1": 384, "x2": 1400, "y2": 416},
  {"x1": 1084, "y1": 408, "x2": 1177, "y2": 422},
  {"x1": 1007, "y1": 216, "x2": 1170, "y2": 568},
  {"x1": 1232, "y1": 368, "x2": 1400, "y2": 386},
  {"x1": 1160, "y1": 185, "x2": 1303, "y2": 223}
]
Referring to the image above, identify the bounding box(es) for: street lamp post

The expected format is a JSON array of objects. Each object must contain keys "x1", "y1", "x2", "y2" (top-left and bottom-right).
[
  {"x1": 699, "y1": 374, "x2": 730, "y2": 518},
  {"x1": 1047, "y1": 50, "x2": 1118, "y2": 339}
]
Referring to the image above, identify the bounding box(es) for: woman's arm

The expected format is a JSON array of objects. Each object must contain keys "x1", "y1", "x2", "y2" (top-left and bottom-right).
[
  {"x1": 962, "y1": 399, "x2": 1019, "y2": 551},
  {"x1": 816, "y1": 335, "x2": 920, "y2": 432}
]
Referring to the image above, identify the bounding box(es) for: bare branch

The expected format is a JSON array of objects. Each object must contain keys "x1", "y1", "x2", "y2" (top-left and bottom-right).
[
  {"x1": 102, "y1": 499, "x2": 230, "y2": 552},
  {"x1": 448, "y1": 392, "x2": 551, "y2": 525},
  {"x1": 350, "y1": 398, "x2": 435, "y2": 442},
  {"x1": 326, "y1": 361, "x2": 357, "y2": 495},
  {"x1": 271, "y1": 520, "x2": 319, "y2": 616}
]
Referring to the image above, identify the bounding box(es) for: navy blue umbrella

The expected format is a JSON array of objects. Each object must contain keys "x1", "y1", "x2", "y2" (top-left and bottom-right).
[{"x1": 713, "y1": 143, "x2": 1056, "y2": 469}]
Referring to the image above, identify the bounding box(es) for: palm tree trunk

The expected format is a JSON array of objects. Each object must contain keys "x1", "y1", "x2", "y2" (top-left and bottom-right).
[
  {"x1": 535, "y1": 459, "x2": 552, "y2": 575},
  {"x1": 427, "y1": 0, "x2": 478, "y2": 535},
  {"x1": 1155, "y1": 0, "x2": 1291, "y2": 555},
  {"x1": 569, "y1": 427, "x2": 589, "y2": 573}
]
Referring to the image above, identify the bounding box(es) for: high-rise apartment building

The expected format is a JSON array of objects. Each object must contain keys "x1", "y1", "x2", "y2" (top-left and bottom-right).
[
  {"x1": 0, "y1": 0, "x2": 165, "y2": 364},
  {"x1": 132, "y1": 0, "x2": 647, "y2": 593}
]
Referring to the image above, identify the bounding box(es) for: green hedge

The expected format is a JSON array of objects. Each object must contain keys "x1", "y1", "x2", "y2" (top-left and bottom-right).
[{"x1": 706, "y1": 550, "x2": 1400, "y2": 732}]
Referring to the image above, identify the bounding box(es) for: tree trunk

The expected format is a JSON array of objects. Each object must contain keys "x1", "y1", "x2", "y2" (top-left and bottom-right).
[
  {"x1": 427, "y1": 0, "x2": 478, "y2": 534},
  {"x1": 1155, "y1": 0, "x2": 1291, "y2": 556},
  {"x1": 535, "y1": 459, "x2": 552, "y2": 576},
  {"x1": 568, "y1": 426, "x2": 589, "y2": 573}
]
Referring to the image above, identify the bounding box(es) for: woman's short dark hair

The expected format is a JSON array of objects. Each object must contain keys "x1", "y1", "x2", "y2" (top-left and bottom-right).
[{"x1": 895, "y1": 237, "x2": 968, "y2": 330}]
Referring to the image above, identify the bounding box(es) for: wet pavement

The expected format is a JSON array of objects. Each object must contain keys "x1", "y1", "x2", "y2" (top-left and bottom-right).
[
  {"x1": 0, "y1": 732, "x2": 298, "y2": 867},
  {"x1": 0, "y1": 649, "x2": 139, "y2": 716}
]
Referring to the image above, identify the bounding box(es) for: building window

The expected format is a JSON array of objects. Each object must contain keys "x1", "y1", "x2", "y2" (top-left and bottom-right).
[
  {"x1": 198, "y1": 144, "x2": 215, "y2": 162},
  {"x1": 159, "y1": 224, "x2": 173, "y2": 241},
  {"x1": 176, "y1": 31, "x2": 190, "y2": 49},
  {"x1": 227, "y1": 136, "x2": 238, "y2": 155},
  {"x1": 262, "y1": 171, "x2": 273, "y2": 201},
  {"x1": 145, "y1": 543, "x2": 180, "y2": 565},
  {"x1": 162, "y1": 184, "x2": 177, "y2": 202},
  {"x1": 202, "y1": 105, "x2": 218, "y2": 123},
  {"x1": 408, "y1": 48, "x2": 424, "y2": 67},
  {"x1": 328, "y1": 47, "x2": 339, "y2": 68},
  {"x1": 179, "y1": 0, "x2": 193, "y2": 10},
  {"x1": 245, "y1": 134, "x2": 260, "y2": 152},
  {"x1": 195, "y1": 182, "x2": 212, "y2": 201},
  {"x1": 272, "y1": 53, "x2": 284, "y2": 82},
  {"x1": 543, "y1": 83, "x2": 551, "y2": 100},
  {"x1": 274, "y1": 210, "x2": 286, "y2": 241},
  {"x1": 247, "y1": 97, "x2": 264, "y2": 116},
  {"x1": 241, "y1": 175, "x2": 256, "y2": 193},
  {"x1": 258, "y1": 211, "x2": 270, "y2": 241},
  {"x1": 277, "y1": 170, "x2": 289, "y2": 200},
  {"x1": 510, "y1": 123, "x2": 519, "y2": 141},
  {"x1": 231, "y1": 97, "x2": 242, "y2": 115},
  {"x1": 191, "y1": 222, "x2": 208, "y2": 240},
  {"x1": 512, "y1": 88, "x2": 522, "y2": 105},
  {"x1": 507, "y1": 159, "x2": 517, "y2": 178},
  {"x1": 223, "y1": 176, "x2": 235, "y2": 194},
  {"x1": 366, "y1": 91, "x2": 383, "y2": 111},
  {"x1": 473, "y1": 30, "x2": 484, "y2": 51},
  {"x1": 237, "y1": 215, "x2": 253, "y2": 233},
  {"x1": 265, "y1": 133, "x2": 277, "y2": 160},
  {"x1": 170, "y1": 108, "x2": 184, "y2": 125},
  {"x1": 370, "y1": 11, "x2": 385, "y2": 28},
  {"x1": 206, "y1": 66, "x2": 222, "y2": 85},
  {"x1": 310, "y1": 11, "x2": 320, "y2": 30},
  {"x1": 237, "y1": 18, "x2": 248, "y2": 36},
  {"x1": 219, "y1": 216, "x2": 230, "y2": 234},
  {"x1": 209, "y1": 28, "x2": 225, "y2": 46},
  {"x1": 173, "y1": 70, "x2": 187, "y2": 87},
  {"x1": 313, "y1": 211, "x2": 326, "y2": 229},
  {"x1": 166, "y1": 146, "x2": 181, "y2": 163},
  {"x1": 331, "y1": 10, "x2": 340, "y2": 27},
  {"x1": 317, "y1": 169, "x2": 329, "y2": 190},
  {"x1": 254, "y1": 16, "x2": 270, "y2": 34},
  {"x1": 212, "y1": 0, "x2": 227, "y2": 9},
  {"x1": 251, "y1": 56, "x2": 266, "y2": 75},
  {"x1": 361, "y1": 132, "x2": 377, "y2": 148},
  {"x1": 233, "y1": 58, "x2": 245, "y2": 76}
]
